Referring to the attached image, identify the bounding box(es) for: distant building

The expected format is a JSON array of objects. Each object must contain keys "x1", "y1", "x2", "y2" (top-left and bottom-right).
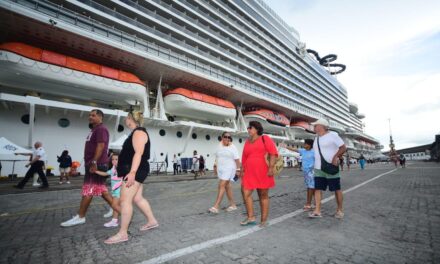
[{"x1": 383, "y1": 134, "x2": 440, "y2": 161}]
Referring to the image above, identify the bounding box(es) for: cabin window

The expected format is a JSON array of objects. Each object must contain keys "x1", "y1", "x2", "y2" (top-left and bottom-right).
[
  {"x1": 192, "y1": 133, "x2": 197, "y2": 139},
  {"x1": 177, "y1": 131, "x2": 183, "y2": 138},
  {"x1": 159, "y1": 129, "x2": 166, "y2": 136},
  {"x1": 218, "y1": 136, "x2": 222, "y2": 142},
  {"x1": 21, "y1": 114, "x2": 30, "y2": 124},
  {"x1": 206, "y1": 135, "x2": 211, "y2": 141},
  {"x1": 239, "y1": 138, "x2": 243, "y2": 144},
  {"x1": 58, "y1": 118, "x2": 70, "y2": 128},
  {"x1": 117, "y1": 125, "x2": 124, "y2": 132}
]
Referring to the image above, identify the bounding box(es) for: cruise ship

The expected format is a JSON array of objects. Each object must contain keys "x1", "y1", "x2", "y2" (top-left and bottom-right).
[{"x1": 0, "y1": 0, "x2": 383, "y2": 176}]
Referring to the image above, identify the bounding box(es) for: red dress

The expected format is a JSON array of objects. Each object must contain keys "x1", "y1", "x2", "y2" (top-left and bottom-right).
[{"x1": 242, "y1": 135, "x2": 278, "y2": 190}]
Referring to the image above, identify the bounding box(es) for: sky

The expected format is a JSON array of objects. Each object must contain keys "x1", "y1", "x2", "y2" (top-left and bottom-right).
[{"x1": 266, "y1": 0, "x2": 440, "y2": 151}]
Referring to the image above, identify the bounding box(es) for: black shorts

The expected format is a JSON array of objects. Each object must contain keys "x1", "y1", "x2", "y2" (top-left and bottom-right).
[
  {"x1": 135, "y1": 162, "x2": 149, "y2": 183},
  {"x1": 314, "y1": 177, "x2": 341, "y2": 191}
]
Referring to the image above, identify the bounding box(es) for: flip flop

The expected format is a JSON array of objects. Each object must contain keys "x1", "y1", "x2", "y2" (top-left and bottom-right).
[
  {"x1": 208, "y1": 207, "x2": 219, "y2": 214},
  {"x1": 240, "y1": 218, "x2": 257, "y2": 226},
  {"x1": 308, "y1": 212, "x2": 322, "y2": 218},
  {"x1": 259, "y1": 222, "x2": 269, "y2": 228},
  {"x1": 334, "y1": 211, "x2": 344, "y2": 219},
  {"x1": 225, "y1": 206, "x2": 237, "y2": 212},
  {"x1": 104, "y1": 234, "x2": 128, "y2": 244},
  {"x1": 303, "y1": 205, "x2": 313, "y2": 212},
  {"x1": 140, "y1": 223, "x2": 159, "y2": 231}
]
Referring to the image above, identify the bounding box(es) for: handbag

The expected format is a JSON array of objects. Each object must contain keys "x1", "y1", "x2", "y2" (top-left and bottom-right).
[
  {"x1": 317, "y1": 137, "x2": 339, "y2": 175},
  {"x1": 262, "y1": 135, "x2": 284, "y2": 177}
]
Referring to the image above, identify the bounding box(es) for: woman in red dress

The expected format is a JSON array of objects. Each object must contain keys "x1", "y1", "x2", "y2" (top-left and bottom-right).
[{"x1": 240, "y1": 121, "x2": 278, "y2": 227}]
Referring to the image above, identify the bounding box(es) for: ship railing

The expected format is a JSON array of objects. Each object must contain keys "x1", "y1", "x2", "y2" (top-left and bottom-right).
[
  {"x1": 7, "y1": 0, "x2": 328, "y2": 121},
  {"x1": 87, "y1": 0, "x2": 342, "y2": 121}
]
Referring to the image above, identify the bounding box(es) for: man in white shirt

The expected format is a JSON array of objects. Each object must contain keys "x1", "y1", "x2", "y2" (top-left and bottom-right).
[
  {"x1": 309, "y1": 119, "x2": 346, "y2": 219},
  {"x1": 14, "y1": 141, "x2": 49, "y2": 189}
]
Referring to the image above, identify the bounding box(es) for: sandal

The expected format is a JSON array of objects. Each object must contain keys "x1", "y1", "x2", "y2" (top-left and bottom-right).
[
  {"x1": 240, "y1": 218, "x2": 257, "y2": 226},
  {"x1": 225, "y1": 206, "x2": 237, "y2": 212},
  {"x1": 334, "y1": 211, "x2": 344, "y2": 219},
  {"x1": 140, "y1": 222, "x2": 159, "y2": 231},
  {"x1": 104, "y1": 233, "x2": 128, "y2": 244},
  {"x1": 303, "y1": 205, "x2": 313, "y2": 212},
  {"x1": 208, "y1": 207, "x2": 219, "y2": 214},
  {"x1": 259, "y1": 222, "x2": 268, "y2": 228},
  {"x1": 308, "y1": 212, "x2": 322, "y2": 218}
]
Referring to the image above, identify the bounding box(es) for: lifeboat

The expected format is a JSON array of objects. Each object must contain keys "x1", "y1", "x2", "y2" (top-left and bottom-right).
[
  {"x1": 164, "y1": 88, "x2": 236, "y2": 122},
  {"x1": 289, "y1": 120, "x2": 315, "y2": 138},
  {"x1": 243, "y1": 108, "x2": 289, "y2": 133},
  {"x1": 0, "y1": 42, "x2": 146, "y2": 106}
]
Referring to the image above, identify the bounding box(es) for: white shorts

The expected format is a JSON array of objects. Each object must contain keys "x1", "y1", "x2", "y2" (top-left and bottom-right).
[
  {"x1": 217, "y1": 167, "x2": 236, "y2": 181},
  {"x1": 59, "y1": 167, "x2": 70, "y2": 173}
]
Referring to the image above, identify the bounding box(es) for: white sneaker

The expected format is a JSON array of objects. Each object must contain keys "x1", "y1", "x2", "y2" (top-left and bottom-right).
[
  {"x1": 103, "y1": 208, "x2": 113, "y2": 218},
  {"x1": 59, "y1": 182, "x2": 63, "y2": 185},
  {"x1": 60, "y1": 215, "x2": 85, "y2": 227},
  {"x1": 66, "y1": 181, "x2": 71, "y2": 184},
  {"x1": 104, "y1": 219, "x2": 119, "y2": 228},
  {"x1": 32, "y1": 183, "x2": 41, "y2": 187}
]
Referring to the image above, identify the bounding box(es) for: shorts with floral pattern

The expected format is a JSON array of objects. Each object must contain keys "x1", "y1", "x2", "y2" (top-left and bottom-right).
[{"x1": 303, "y1": 167, "x2": 315, "y2": 189}]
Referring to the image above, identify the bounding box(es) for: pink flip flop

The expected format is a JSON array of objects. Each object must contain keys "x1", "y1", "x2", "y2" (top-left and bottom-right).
[
  {"x1": 140, "y1": 223, "x2": 159, "y2": 231},
  {"x1": 104, "y1": 234, "x2": 128, "y2": 244}
]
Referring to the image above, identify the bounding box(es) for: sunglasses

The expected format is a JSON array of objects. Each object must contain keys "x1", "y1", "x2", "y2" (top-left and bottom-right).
[
  {"x1": 222, "y1": 136, "x2": 232, "y2": 139},
  {"x1": 247, "y1": 126, "x2": 253, "y2": 130}
]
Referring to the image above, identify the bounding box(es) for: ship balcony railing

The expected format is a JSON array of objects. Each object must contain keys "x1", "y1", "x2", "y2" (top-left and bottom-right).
[
  {"x1": 220, "y1": 0, "x2": 345, "y2": 97},
  {"x1": 176, "y1": 0, "x2": 346, "y2": 102},
  {"x1": 184, "y1": 1, "x2": 346, "y2": 104},
  {"x1": 11, "y1": 0, "x2": 329, "y2": 120}
]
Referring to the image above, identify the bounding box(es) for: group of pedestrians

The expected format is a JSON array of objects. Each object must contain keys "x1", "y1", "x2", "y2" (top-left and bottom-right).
[
  {"x1": 58, "y1": 109, "x2": 157, "y2": 244},
  {"x1": 14, "y1": 108, "x2": 348, "y2": 244},
  {"x1": 281, "y1": 118, "x2": 347, "y2": 218}
]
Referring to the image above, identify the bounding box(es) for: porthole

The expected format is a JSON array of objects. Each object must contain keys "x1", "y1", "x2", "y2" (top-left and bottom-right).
[
  {"x1": 20, "y1": 114, "x2": 32, "y2": 124},
  {"x1": 58, "y1": 118, "x2": 70, "y2": 128},
  {"x1": 205, "y1": 135, "x2": 211, "y2": 141},
  {"x1": 88, "y1": 123, "x2": 93, "y2": 129},
  {"x1": 160, "y1": 153, "x2": 163, "y2": 156},
  {"x1": 159, "y1": 129, "x2": 166, "y2": 136},
  {"x1": 218, "y1": 136, "x2": 222, "y2": 141},
  {"x1": 239, "y1": 138, "x2": 243, "y2": 143},
  {"x1": 177, "y1": 131, "x2": 183, "y2": 138},
  {"x1": 117, "y1": 125, "x2": 124, "y2": 132},
  {"x1": 192, "y1": 133, "x2": 197, "y2": 139}
]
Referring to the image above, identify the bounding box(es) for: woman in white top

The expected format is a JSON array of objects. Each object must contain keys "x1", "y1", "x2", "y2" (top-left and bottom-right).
[{"x1": 209, "y1": 132, "x2": 240, "y2": 213}]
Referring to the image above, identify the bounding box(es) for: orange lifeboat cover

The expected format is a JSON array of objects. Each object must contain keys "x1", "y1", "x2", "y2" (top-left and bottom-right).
[
  {"x1": 244, "y1": 109, "x2": 289, "y2": 126},
  {"x1": 0, "y1": 42, "x2": 144, "y2": 85},
  {"x1": 165, "y1": 88, "x2": 235, "y2": 109}
]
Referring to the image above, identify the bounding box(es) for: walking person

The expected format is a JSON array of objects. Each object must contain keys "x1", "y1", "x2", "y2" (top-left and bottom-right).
[
  {"x1": 209, "y1": 132, "x2": 240, "y2": 214},
  {"x1": 339, "y1": 156, "x2": 344, "y2": 171},
  {"x1": 308, "y1": 119, "x2": 346, "y2": 219},
  {"x1": 104, "y1": 110, "x2": 158, "y2": 244},
  {"x1": 240, "y1": 121, "x2": 278, "y2": 227},
  {"x1": 346, "y1": 154, "x2": 351, "y2": 171},
  {"x1": 172, "y1": 154, "x2": 179, "y2": 175},
  {"x1": 94, "y1": 153, "x2": 122, "y2": 227},
  {"x1": 61, "y1": 109, "x2": 118, "y2": 227},
  {"x1": 57, "y1": 150, "x2": 72, "y2": 184},
  {"x1": 192, "y1": 150, "x2": 199, "y2": 177},
  {"x1": 281, "y1": 139, "x2": 315, "y2": 211},
  {"x1": 359, "y1": 154, "x2": 366, "y2": 170},
  {"x1": 399, "y1": 154, "x2": 406, "y2": 168},
  {"x1": 14, "y1": 141, "x2": 49, "y2": 189},
  {"x1": 198, "y1": 155, "x2": 206, "y2": 176}
]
